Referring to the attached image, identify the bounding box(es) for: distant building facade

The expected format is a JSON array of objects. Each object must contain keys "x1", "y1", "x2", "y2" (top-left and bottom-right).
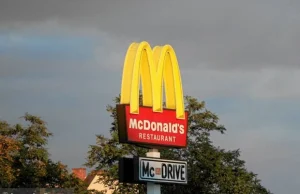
[{"x1": 72, "y1": 168, "x2": 115, "y2": 194}]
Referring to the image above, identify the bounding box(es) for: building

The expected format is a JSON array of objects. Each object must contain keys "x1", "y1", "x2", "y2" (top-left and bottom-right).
[{"x1": 72, "y1": 168, "x2": 115, "y2": 194}]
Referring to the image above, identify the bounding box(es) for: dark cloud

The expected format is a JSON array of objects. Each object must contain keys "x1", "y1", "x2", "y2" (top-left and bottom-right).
[{"x1": 2, "y1": 0, "x2": 300, "y2": 69}]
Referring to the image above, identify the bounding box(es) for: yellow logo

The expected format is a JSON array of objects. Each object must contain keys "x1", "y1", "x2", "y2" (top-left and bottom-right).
[{"x1": 120, "y1": 41, "x2": 185, "y2": 120}]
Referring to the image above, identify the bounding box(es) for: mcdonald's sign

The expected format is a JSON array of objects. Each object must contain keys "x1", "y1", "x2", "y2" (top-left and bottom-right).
[{"x1": 116, "y1": 41, "x2": 188, "y2": 148}]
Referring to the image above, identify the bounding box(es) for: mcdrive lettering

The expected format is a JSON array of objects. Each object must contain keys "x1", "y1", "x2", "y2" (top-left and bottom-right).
[{"x1": 138, "y1": 157, "x2": 187, "y2": 184}]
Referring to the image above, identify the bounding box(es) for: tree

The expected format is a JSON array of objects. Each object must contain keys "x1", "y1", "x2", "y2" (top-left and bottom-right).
[
  {"x1": 85, "y1": 94, "x2": 272, "y2": 194},
  {"x1": 0, "y1": 121, "x2": 20, "y2": 187},
  {"x1": 0, "y1": 113, "x2": 101, "y2": 194}
]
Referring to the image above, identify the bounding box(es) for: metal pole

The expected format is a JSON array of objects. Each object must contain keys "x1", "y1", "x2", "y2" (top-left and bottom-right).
[{"x1": 146, "y1": 149, "x2": 161, "y2": 194}]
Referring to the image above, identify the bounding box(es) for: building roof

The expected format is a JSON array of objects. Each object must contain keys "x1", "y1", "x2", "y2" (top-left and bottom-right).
[{"x1": 84, "y1": 170, "x2": 104, "y2": 185}]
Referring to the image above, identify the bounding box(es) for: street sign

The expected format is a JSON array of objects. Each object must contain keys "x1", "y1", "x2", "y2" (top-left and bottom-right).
[{"x1": 135, "y1": 157, "x2": 188, "y2": 184}]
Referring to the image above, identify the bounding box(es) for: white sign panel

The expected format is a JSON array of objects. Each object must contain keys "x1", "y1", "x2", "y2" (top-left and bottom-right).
[{"x1": 138, "y1": 157, "x2": 187, "y2": 184}]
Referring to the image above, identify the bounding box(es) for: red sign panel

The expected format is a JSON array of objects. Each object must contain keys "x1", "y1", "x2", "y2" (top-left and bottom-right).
[{"x1": 117, "y1": 104, "x2": 188, "y2": 148}]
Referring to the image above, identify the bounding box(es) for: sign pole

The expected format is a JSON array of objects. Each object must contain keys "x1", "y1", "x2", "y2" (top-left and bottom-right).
[{"x1": 146, "y1": 149, "x2": 161, "y2": 194}]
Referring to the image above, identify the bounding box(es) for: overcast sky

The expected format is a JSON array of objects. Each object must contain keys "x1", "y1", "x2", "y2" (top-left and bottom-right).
[{"x1": 1, "y1": 1, "x2": 300, "y2": 193}]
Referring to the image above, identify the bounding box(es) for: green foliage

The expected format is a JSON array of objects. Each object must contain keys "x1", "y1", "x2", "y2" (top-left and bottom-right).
[
  {"x1": 0, "y1": 113, "x2": 96, "y2": 194},
  {"x1": 0, "y1": 127, "x2": 20, "y2": 187},
  {"x1": 85, "y1": 95, "x2": 272, "y2": 194}
]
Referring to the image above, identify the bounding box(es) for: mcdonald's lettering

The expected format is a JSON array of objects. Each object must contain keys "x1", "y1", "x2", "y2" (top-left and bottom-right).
[{"x1": 117, "y1": 41, "x2": 188, "y2": 148}]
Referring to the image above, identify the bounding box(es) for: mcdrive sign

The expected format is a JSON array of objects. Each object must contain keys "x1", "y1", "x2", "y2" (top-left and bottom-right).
[
  {"x1": 117, "y1": 41, "x2": 188, "y2": 148},
  {"x1": 136, "y1": 157, "x2": 187, "y2": 184}
]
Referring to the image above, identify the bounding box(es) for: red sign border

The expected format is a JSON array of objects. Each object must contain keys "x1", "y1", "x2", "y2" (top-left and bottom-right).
[{"x1": 116, "y1": 104, "x2": 189, "y2": 149}]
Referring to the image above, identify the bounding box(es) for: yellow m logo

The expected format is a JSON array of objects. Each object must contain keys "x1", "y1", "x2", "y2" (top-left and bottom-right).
[{"x1": 120, "y1": 41, "x2": 185, "y2": 120}]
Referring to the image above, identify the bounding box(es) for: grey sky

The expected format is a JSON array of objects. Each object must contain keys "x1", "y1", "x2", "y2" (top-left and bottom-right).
[
  {"x1": 1, "y1": 1, "x2": 300, "y2": 193},
  {"x1": 2, "y1": 0, "x2": 300, "y2": 70}
]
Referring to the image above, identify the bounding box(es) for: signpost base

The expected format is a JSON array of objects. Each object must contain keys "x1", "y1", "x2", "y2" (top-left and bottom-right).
[{"x1": 146, "y1": 149, "x2": 161, "y2": 194}]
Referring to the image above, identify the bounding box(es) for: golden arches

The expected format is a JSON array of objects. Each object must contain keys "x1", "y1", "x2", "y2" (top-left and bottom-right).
[{"x1": 120, "y1": 41, "x2": 185, "y2": 119}]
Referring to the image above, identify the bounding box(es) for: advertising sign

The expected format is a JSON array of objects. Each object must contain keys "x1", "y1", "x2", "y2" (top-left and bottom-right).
[
  {"x1": 135, "y1": 157, "x2": 187, "y2": 184},
  {"x1": 117, "y1": 41, "x2": 188, "y2": 148}
]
